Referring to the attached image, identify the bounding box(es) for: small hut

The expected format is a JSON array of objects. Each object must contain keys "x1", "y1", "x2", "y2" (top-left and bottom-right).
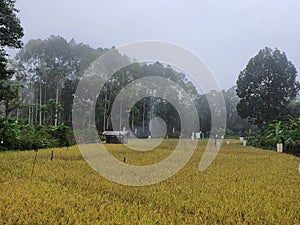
[{"x1": 102, "y1": 131, "x2": 129, "y2": 144}]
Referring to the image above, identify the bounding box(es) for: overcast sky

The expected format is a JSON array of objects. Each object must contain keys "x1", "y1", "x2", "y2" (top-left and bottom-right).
[{"x1": 14, "y1": 0, "x2": 300, "y2": 90}]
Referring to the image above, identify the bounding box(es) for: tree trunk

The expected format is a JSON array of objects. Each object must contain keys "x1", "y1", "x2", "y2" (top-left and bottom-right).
[
  {"x1": 28, "y1": 103, "x2": 31, "y2": 124},
  {"x1": 39, "y1": 81, "x2": 42, "y2": 126},
  {"x1": 131, "y1": 110, "x2": 134, "y2": 131},
  {"x1": 119, "y1": 93, "x2": 123, "y2": 131},
  {"x1": 28, "y1": 82, "x2": 32, "y2": 124},
  {"x1": 54, "y1": 84, "x2": 59, "y2": 126},
  {"x1": 142, "y1": 100, "x2": 146, "y2": 132},
  {"x1": 103, "y1": 86, "x2": 107, "y2": 131},
  {"x1": 35, "y1": 98, "x2": 38, "y2": 125},
  {"x1": 106, "y1": 115, "x2": 110, "y2": 130},
  {"x1": 43, "y1": 81, "x2": 47, "y2": 125}
]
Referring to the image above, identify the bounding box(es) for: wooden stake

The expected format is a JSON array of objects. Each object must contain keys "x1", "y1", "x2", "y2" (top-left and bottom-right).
[{"x1": 50, "y1": 150, "x2": 54, "y2": 160}]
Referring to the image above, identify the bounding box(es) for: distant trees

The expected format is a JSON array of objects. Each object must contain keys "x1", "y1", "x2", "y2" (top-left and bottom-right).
[
  {"x1": 14, "y1": 36, "x2": 106, "y2": 126},
  {"x1": 194, "y1": 87, "x2": 250, "y2": 137},
  {"x1": 15, "y1": 38, "x2": 200, "y2": 135},
  {"x1": 15, "y1": 38, "x2": 247, "y2": 139},
  {"x1": 2, "y1": 31, "x2": 259, "y2": 150},
  {"x1": 13, "y1": 35, "x2": 250, "y2": 139},
  {"x1": 236, "y1": 47, "x2": 300, "y2": 129},
  {"x1": 224, "y1": 86, "x2": 252, "y2": 136},
  {"x1": 0, "y1": 1, "x2": 253, "y2": 150},
  {"x1": 94, "y1": 61, "x2": 201, "y2": 137}
]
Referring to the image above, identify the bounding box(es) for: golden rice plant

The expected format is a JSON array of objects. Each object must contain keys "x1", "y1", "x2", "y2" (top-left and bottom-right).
[{"x1": 0, "y1": 139, "x2": 300, "y2": 224}]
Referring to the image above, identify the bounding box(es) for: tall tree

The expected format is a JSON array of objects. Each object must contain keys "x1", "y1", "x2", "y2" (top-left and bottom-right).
[
  {"x1": 0, "y1": 0, "x2": 23, "y2": 49},
  {"x1": 236, "y1": 47, "x2": 300, "y2": 129},
  {"x1": 0, "y1": 0, "x2": 23, "y2": 116},
  {"x1": 43, "y1": 36, "x2": 73, "y2": 126}
]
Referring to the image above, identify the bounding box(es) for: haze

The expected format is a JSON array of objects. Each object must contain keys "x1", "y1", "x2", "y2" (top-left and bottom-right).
[{"x1": 15, "y1": 0, "x2": 300, "y2": 90}]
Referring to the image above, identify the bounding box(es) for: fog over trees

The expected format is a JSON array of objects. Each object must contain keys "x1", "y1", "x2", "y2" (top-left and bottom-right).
[{"x1": 1, "y1": 0, "x2": 300, "y2": 153}]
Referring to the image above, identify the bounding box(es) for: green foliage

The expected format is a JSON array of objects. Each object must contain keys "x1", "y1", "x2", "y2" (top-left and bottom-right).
[
  {"x1": 248, "y1": 116, "x2": 300, "y2": 155},
  {"x1": 73, "y1": 128, "x2": 98, "y2": 144},
  {"x1": 0, "y1": 117, "x2": 19, "y2": 150},
  {"x1": 247, "y1": 135, "x2": 277, "y2": 150},
  {"x1": 0, "y1": 117, "x2": 72, "y2": 151},
  {"x1": 49, "y1": 124, "x2": 71, "y2": 147},
  {"x1": 12, "y1": 35, "x2": 262, "y2": 144},
  {"x1": 41, "y1": 98, "x2": 63, "y2": 125},
  {"x1": 1, "y1": 79, "x2": 23, "y2": 118},
  {"x1": 236, "y1": 47, "x2": 300, "y2": 129},
  {"x1": 95, "y1": 62, "x2": 200, "y2": 136},
  {"x1": 0, "y1": 0, "x2": 23, "y2": 49},
  {"x1": 14, "y1": 36, "x2": 105, "y2": 126},
  {"x1": 224, "y1": 86, "x2": 252, "y2": 136},
  {"x1": 0, "y1": 0, "x2": 24, "y2": 117}
]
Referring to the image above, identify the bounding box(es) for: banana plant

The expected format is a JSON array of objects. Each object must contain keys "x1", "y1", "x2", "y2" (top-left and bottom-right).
[
  {"x1": 266, "y1": 121, "x2": 284, "y2": 143},
  {"x1": 284, "y1": 116, "x2": 300, "y2": 145}
]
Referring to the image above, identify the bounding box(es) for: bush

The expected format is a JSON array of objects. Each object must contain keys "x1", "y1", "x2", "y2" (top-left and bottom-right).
[
  {"x1": 73, "y1": 128, "x2": 99, "y2": 144},
  {"x1": 248, "y1": 116, "x2": 300, "y2": 155},
  {"x1": 0, "y1": 117, "x2": 73, "y2": 151},
  {"x1": 247, "y1": 135, "x2": 276, "y2": 151},
  {"x1": 168, "y1": 131, "x2": 180, "y2": 139},
  {"x1": 49, "y1": 124, "x2": 71, "y2": 147},
  {"x1": 286, "y1": 141, "x2": 300, "y2": 156}
]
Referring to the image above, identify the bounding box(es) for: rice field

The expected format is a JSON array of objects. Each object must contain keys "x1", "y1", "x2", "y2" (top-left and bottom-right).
[{"x1": 0, "y1": 139, "x2": 300, "y2": 224}]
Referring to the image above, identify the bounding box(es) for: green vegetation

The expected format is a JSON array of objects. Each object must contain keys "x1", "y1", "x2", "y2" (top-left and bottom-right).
[
  {"x1": 236, "y1": 47, "x2": 300, "y2": 152},
  {"x1": 1, "y1": 35, "x2": 252, "y2": 148},
  {"x1": 236, "y1": 47, "x2": 300, "y2": 129},
  {"x1": 248, "y1": 116, "x2": 300, "y2": 154},
  {"x1": 1, "y1": 0, "x2": 300, "y2": 224},
  {"x1": 0, "y1": 117, "x2": 72, "y2": 151},
  {"x1": 1, "y1": 140, "x2": 300, "y2": 224},
  {"x1": 0, "y1": 0, "x2": 24, "y2": 118}
]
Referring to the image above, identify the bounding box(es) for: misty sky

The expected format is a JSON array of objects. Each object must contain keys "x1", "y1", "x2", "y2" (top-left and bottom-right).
[{"x1": 14, "y1": 0, "x2": 300, "y2": 90}]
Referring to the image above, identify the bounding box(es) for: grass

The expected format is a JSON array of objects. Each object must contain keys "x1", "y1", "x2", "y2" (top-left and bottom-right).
[{"x1": 0, "y1": 139, "x2": 300, "y2": 224}]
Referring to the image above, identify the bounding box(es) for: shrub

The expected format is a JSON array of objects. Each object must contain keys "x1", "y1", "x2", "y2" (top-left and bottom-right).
[{"x1": 0, "y1": 116, "x2": 73, "y2": 151}]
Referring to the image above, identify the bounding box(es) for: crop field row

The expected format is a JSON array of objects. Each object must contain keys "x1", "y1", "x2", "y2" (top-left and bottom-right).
[{"x1": 0, "y1": 139, "x2": 300, "y2": 224}]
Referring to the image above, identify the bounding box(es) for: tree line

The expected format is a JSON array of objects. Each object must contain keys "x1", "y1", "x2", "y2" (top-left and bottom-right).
[
  {"x1": 2, "y1": 0, "x2": 300, "y2": 152},
  {"x1": 0, "y1": 33, "x2": 251, "y2": 150},
  {"x1": 9, "y1": 36, "x2": 249, "y2": 136}
]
